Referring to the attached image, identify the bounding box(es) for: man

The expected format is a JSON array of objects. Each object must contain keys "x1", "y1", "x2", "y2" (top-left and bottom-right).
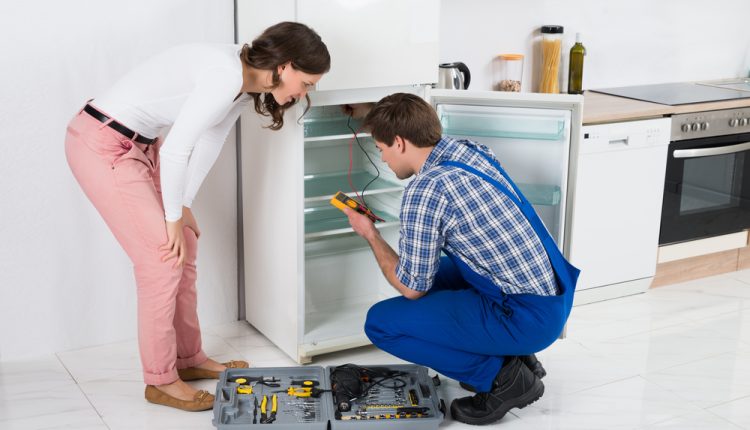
[{"x1": 342, "y1": 93, "x2": 579, "y2": 425}]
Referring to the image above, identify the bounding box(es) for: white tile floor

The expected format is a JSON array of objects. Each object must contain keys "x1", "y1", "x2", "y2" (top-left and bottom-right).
[{"x1": 2, "y1": 270, "x2": 750, "y2": 429}]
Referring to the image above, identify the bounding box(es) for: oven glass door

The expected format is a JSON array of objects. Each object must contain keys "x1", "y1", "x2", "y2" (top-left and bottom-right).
[{"x1": 660, "y1": 132, "x2": 750, "y2": 244}]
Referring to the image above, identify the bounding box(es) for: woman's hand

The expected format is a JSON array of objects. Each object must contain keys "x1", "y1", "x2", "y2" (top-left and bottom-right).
[
  {"x1": 160, "y1": 218, "x2": 186, "y2": 268},
  {"x1": 182, "y1": 206, "x2": 201, "y2": 238}
]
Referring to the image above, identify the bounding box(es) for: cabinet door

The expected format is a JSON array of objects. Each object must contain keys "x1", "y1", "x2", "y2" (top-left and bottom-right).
[
  {"x1": 236, "y1": 0, "x2": 296, "y2": 44},
  {"x1": 298, "y1": 0, "x2": 439, "y2": 91}
]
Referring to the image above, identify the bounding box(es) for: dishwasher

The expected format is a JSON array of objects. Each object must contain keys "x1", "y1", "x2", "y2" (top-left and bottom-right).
[{"x1": 567, "y1": 118, "x2": 671, "y2": 304}]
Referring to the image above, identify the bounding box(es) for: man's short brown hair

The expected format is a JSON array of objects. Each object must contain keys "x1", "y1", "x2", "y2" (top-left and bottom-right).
[{"x1": 363, "y1": 93, "x2": 442, "y2": 148}]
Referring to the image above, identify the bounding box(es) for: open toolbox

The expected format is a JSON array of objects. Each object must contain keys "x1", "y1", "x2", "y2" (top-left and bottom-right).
[{"x1": 212, "y1": 364, "x2": 445, "y2": 429}]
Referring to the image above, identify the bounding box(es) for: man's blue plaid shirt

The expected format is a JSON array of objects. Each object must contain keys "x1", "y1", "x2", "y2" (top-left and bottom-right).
[{"x1": 396, "y1": 137, "x2": 559, "y2": 296}]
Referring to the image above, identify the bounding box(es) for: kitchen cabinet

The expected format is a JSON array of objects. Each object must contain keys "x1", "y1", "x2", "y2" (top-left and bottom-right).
[
  {"x1": 240, "y1": 87, "x2": 582, "y2": 363},
  {"x1": 236, "y1": 0, "x2": 439, "y2": 91}
]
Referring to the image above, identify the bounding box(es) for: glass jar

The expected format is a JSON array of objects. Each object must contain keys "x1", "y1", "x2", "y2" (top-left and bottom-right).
[
  {"x1": 495, "y1": 54, "x2": 524, "y2": 92},
  {"x1": 539, "y1": 25, "x2": 563, "y2": 93}
]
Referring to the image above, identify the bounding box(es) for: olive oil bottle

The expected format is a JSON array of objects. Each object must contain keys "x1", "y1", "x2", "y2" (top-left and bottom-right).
[{"x1": 568, "y1": 33, "x2": 586, "y2": 94}]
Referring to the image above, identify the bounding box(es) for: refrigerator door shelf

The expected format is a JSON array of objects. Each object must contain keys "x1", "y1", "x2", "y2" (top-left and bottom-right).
[
  {"x1": 517, "y1": 183, "x2": 561, "y2": 206},
  {"x1": 438, "y1": 106, "x2": 567, "y2": 141}
]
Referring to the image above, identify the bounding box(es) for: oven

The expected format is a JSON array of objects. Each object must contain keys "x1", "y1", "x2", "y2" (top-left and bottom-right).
[{"x1": 660, "y1": 107, "x2": 750, "y2": 245}]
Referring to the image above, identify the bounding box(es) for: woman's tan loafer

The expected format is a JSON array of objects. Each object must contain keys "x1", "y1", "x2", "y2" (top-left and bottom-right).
[
  {"x1": 178, "y1": 360, "x2": 250, "y2": 381},
  {"x1": 144, "y1": 385, "x2": 214, "y2": 411}
]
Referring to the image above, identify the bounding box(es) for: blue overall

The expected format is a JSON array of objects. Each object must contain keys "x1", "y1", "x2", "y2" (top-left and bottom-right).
[{"x1": 364, "y1": 150, "x2": 580, "y2": 393}]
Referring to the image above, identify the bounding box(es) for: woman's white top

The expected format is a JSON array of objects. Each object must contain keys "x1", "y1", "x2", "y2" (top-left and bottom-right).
[{"x1": 93, "y1": 43, "x2": 251, "y2": 222}]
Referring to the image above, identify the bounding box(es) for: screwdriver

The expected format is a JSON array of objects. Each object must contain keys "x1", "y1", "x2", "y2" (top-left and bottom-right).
[{"x1": 279, "y1": 386, "x2": 326, "y2": 398}]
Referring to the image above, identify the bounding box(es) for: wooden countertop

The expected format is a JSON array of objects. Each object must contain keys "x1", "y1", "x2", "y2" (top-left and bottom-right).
[{"x1": 583, "y1": 90, "x2": 750, "y2": 125}]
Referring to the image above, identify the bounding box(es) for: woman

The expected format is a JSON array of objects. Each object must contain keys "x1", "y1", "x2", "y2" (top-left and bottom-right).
[{"x1": 65, "y1": 22, "x2": 330, "y2": 411}]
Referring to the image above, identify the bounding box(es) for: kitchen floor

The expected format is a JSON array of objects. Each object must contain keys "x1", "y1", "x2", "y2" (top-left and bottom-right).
[{"x1": 2, "y1": 270, "x2": 750, "y2": 430}]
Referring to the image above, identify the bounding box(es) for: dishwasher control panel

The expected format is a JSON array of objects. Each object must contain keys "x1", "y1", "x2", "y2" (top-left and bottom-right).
[{"x1": 581, "y1": 118, "x2": 672, "y2": 154}]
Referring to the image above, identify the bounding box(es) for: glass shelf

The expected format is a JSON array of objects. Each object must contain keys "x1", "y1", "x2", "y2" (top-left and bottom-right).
[
  {"x1": 304, "y1": 133, "x2": 372, "y2": 146},
  {"x1": 304, "y1": 116, "x2": 364, "y2": 139},
  {"x1": 517, "y1": 183, "x2": 561, "y2": 206},
  {"x1": 304, "y1": 205, "x2": 399, "y2": 240},
  {"x1": 439, "y1": 111, "x2": 565, "y2": 141},
  {"x1": 304, "y1": 171, "x2": 403, "y2": 202}
]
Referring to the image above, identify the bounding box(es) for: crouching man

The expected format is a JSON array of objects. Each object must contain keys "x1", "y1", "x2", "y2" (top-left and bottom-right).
[{"x1": 342, "y1": 93, "x2": 579, "y2": 425}]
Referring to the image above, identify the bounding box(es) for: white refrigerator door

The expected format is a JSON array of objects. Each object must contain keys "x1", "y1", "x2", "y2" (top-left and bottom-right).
[{"x1": 427, "y1": 90, "x2": 583, "y2": 251}]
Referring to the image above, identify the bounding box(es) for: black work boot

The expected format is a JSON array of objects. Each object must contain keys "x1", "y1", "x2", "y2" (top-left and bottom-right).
[
  {"x1": 450, "y1": 356, "x2": 544, "y2": 425},
  {"x1": 520, "y1": 354, "x2": 546, "y2": 379},
  {"x1": 460, "y1": 354, "x2": 546, "y2": 392}
]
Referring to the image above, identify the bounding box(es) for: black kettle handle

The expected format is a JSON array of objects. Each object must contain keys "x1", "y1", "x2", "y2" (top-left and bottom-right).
[{"x1": 455, "y1": 62, "x2": 471, "y2": 89}]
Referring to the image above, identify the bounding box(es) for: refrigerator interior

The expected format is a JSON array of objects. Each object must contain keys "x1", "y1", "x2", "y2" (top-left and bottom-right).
[
  {"x1": 434, "y1": 103, "x2": 572, "y2": 245},
  {"x1": 302, "y1": 103, "x2": 406, "y2": 345}
]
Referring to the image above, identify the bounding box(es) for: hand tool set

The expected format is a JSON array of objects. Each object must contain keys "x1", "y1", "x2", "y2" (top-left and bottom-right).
[{"x1": 212, "y1": 365, "x2": 445, "y2": 429}]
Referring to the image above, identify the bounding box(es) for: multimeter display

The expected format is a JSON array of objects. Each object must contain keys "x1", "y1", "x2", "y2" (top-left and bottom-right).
[{"x1": 330, "y1": 191, "x2": 384, "y2": 223}]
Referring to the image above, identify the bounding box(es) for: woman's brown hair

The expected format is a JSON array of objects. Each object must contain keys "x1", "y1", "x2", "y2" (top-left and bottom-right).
[{"x1": 240, "y1": 22, "x2": 330, "y2": 130}]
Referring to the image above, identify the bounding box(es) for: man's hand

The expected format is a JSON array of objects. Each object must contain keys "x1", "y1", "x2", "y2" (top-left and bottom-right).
[
  {"x1": 341, "y1": 103, "x2": 374, "y2": 120},
  {"x1": 182, "y1": 206, "x2": 201, "y2": 238},
  {"x1": 342, "y1": 206, "x2": 378, "y2": 241}
]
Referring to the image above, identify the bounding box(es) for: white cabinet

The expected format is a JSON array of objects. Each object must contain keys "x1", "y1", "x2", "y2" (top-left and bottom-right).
[
  {"x1": 568, "y1": 118, "x2": 671, "y2": 305},
  {"x1": 236, "y1": 0, "x2": 439, "y2": 91},
  {"x1": 241, "y1": 88, "x2": 582, "y2": 363}
]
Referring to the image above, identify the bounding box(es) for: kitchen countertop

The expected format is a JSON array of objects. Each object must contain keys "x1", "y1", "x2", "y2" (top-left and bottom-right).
[{"x1": 583, "y1": 90, "x2": 750, "y2": 125}]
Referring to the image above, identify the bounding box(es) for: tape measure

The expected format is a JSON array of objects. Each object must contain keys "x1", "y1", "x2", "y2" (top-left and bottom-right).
[{"x1": 330, "y1": 191, "x2": 384, "y2": 223}]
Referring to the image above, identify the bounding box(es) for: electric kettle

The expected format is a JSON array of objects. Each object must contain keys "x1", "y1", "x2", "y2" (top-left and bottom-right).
[{"x1": 438, "y1": 62, "x2": 471, "y2": 89}]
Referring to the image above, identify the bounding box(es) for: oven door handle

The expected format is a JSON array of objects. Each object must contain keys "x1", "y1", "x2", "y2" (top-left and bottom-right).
[{"x1": 673, "y1": 141, "x2": 750, "y2": 159}]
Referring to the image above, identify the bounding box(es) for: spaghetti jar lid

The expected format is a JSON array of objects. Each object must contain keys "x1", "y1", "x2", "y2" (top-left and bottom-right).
[{"x1": 541, "y1": 25, "x2": 564, "y2": 34}]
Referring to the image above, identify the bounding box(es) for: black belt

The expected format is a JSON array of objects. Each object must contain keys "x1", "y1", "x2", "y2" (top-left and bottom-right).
[{"x1": 83, "y1": 104, "x2": 157, "y2": 145}]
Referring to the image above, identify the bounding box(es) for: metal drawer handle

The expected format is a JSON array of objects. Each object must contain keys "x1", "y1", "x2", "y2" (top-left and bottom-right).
[{"x1": 673, "y1": 141, "x2": 750, "y2": 159}]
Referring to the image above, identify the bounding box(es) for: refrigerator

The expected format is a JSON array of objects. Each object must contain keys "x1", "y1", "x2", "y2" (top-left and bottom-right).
[{"x1": 240, "y1": 86, "x2": 582, "y2": 363}]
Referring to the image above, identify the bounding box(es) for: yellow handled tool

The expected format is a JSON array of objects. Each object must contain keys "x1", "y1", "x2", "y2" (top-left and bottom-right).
[
  {"x1": 282, "y1": 386, "x2": 326, "y2": 398},
  {"x1": 260, "y1": 395, "x2": 268, "y2": 423},
  {"x1": 237, "y1": 385, "x2": 253, "y2": 395},
  {"x1": 270, "y1": 394, "x2": 278, "y2": 423},
  {"x1": 330, "y1": 191, "x2": 384, "y2": 223}
]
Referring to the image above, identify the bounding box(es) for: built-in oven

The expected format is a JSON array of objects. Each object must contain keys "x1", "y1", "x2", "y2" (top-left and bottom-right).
[{"x1": 660, "y1": 107, "x2": 750, "y2": 245}]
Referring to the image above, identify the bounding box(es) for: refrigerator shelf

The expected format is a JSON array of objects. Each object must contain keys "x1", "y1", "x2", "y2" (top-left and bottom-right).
[
  {"x1": 304, "y1": 133, "x2": 371, "y2": 145},
  {"x1": 304, "y1": 171, "x2": 403, "y2": 202},
  {"x1": 304, "y1": 205, "x2": 399, "y2": 240},
  {"x1": 303, "y1": 115, "x2": 365, "y2": 138},
  {"x1": 303, "y1": 294, "x2": 383, "y2": 344}
]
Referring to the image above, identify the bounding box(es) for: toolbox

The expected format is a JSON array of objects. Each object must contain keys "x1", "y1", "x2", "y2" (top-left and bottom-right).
[{"x1": 212, "y1": 364, "x2": 445, "y2": 430}]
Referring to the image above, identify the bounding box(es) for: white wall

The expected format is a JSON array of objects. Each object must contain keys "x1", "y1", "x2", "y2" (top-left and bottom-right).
[
  {"x1": 0, "y1": 0, "x2": 238, "y2": 361},
  {"x1": 440, "y1": 0, "x2": 750, "y2": 93}
]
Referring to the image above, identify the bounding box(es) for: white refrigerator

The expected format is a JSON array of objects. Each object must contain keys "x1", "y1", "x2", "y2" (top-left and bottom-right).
[{"x1": 240, "y1": 86, "x2": 582, "y2": 363}]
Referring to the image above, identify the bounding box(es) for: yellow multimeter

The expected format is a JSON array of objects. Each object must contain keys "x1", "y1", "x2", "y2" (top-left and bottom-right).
[{"x1": 330, "y1": 191, "x2": 384, "y2": 223}]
